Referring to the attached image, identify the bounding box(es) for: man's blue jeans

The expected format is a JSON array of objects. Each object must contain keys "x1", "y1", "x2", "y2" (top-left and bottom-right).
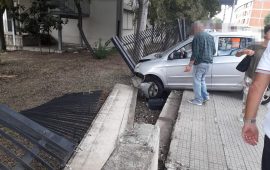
[{"x1": 192, "y1": 63, "x2": 210, "y2": 103}]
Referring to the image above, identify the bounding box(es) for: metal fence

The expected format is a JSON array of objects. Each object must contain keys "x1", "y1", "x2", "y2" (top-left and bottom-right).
[
  {"x1": 0, "y1": 105, "x2": 76, "y2": 170},
  {"x1": 112, "y1": 19, "x2": 191, "y2": 72},
  {"x1": 120, "y1": 24, "x2": 180, "y2": 63}
]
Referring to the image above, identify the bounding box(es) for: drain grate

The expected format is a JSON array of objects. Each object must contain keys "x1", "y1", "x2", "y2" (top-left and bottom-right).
[{"x1": 21, "y1": 91, "x2": 102, "y2": 143}]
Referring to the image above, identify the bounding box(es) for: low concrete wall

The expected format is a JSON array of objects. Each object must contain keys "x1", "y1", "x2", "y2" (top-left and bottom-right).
[
  {"x1": 65, "y1": 84, "x2": 137, "y2": 170},
  {"x1": 102, "y1": 123, "x2": 160, "y2": 170},
  {"x1": 156, "y1": 91, "x2": 181, "y2": 161},
  {"x1": 5, "y1": 34, "x2": 23, "y2": 50}
]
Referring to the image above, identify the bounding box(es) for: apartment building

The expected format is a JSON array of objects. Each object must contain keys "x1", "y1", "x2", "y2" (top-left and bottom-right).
[{"x1": 234, "y1": 0, "x2": 270, "y2": 28}]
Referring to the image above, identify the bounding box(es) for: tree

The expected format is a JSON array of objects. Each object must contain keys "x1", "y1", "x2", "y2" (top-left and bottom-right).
[
  {"x1": 148, "y1": 0, "x2": 221, "y2": 25},
  {"x1": 134, "y1": 0, "x2": 149, "y2": 58},
  {"x1": 0, "y1": 0, "x2": 13, "y2": 52},
  {"x1": 265, "y1": 13, "x2": 270, "y2": 26},
  {"x1": 201, "y1": 0, "x2": 221, "y2": 18},
  {"x1": 74, "y1": 0, "x2": 95, "y2": 56},
  {"x1": 212, "y1": 17, "x2": 223, "y2": 24},
  {"x1": 20, "y1": 0, "x2": 62, "y2": 51}
]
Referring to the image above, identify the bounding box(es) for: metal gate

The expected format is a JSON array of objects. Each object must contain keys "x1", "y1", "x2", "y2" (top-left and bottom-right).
[
  {"x1": 0, "y1": 105, "x2": 75, "y2": 170},
  {"x1": 0, "y1": 91, "x2": 102, "y2": 169},
  {"x1": 111, "y1": 19, "x2": 191, "y2": 73}
]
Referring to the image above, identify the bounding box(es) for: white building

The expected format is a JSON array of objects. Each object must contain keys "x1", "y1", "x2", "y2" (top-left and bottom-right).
[{"x1": 3, "y1": 0, "x2": 136, "y2": 50}]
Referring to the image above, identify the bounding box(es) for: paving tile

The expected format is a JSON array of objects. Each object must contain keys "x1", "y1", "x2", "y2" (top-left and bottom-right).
[{"x1": 166, "y1": 90, "x2": 267, "y2": 170}]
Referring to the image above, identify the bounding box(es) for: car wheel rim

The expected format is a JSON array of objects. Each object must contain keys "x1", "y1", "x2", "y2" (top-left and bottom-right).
[
  {"x1": 149, "y1": 83, "x2": 159, "y2": 97},
  {"x1": 262, "y1": 87, "x2": 270, "y2": 102}
]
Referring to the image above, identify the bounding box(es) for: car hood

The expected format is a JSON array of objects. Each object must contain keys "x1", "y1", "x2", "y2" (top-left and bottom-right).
[{"x1": 139, "y1": 53, "x2": 162, "y2": 62}]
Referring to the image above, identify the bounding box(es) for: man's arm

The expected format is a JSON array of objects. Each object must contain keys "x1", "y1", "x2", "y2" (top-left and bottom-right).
[
  {"x1": 242, "y1": 72, "x2": 270, "y2": 145},
  {"x1": 245, "y1": 72, "x2": 270, "y2": 119},
  {"x1": 184, "y1": 38, "x2": 197, "y2": 72},
  {"x1": 212, "y1": 37, "x2": 216, "y2": 55}
]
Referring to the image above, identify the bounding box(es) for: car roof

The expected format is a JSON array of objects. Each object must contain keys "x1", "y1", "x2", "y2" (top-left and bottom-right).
[{"x1": 208, "y1": 31, "x2": 255, "y2": 37}]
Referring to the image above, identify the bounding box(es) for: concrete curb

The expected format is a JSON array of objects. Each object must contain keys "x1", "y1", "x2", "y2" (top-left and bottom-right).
[
  {"x1": 65, "y1": 84, "x2": 137, "y2": 170},
  {"x1": 156, "y1": 91, "x2": 181, "y2": 161},
  {"x1": 165, "y1": 91, "x2": 187, "y2": 170}
]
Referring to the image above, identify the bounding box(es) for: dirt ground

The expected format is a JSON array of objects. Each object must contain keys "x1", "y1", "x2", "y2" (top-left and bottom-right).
[
  {"x1": 0, "y1": 50, "x2": 164, "y2": 169},
  {"x1": 0, "y1": 50, "x2": 131, "y2": 111},
  {"x1": 0, "y1": 50, "x2": 161, "y2": 124}
]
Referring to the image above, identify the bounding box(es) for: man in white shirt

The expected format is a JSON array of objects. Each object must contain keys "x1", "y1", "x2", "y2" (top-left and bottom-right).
[{"x1": 242, "y1": 42, "x2": 270, "y2": 170}]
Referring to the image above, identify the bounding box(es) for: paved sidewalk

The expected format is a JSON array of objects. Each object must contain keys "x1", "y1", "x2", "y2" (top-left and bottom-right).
[{"x1": 166, "y1": 90, "x2": 267, "y2": 170}]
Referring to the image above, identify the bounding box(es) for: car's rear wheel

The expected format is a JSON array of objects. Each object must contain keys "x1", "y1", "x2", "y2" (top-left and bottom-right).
[
  {"x1": 261, "y1": 85, "x2": 270, "y2": 105},
  {"x1": 144, "y1": 76, "x2": 164, "y2": 98}
]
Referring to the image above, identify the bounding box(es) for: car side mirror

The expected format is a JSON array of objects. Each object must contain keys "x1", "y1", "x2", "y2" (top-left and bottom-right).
[
  {"x1": 168, "y1": 50, "x2": 178, "y2": 60},
  {"x1": 168, "y1": 53, "x2": 174, "y2": 60}
]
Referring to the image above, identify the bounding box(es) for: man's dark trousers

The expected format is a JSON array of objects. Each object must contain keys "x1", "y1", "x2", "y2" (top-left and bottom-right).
[{"x1": 262, "y1": 135, "x2": 270, "y2": 170}]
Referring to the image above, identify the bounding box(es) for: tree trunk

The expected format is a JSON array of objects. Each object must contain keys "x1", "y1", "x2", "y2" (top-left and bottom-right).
[
  {"x1": 0, "y1": 9, "x2": 7, "y2": 52},
  {"x1": 75, "y1": 1, "x2": 95, "y2": 56},
  {"x1": 134, "y1": 0, "x2": 149, "y2": 59}
]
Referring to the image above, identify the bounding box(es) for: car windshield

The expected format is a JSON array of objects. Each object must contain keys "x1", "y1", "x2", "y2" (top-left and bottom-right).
[
  {"x1": 160, "y1": 42, "x2": 182, "y2": 55},
  {"x1": 160, "y1": 37, "x2": 193, "y2": 56}
]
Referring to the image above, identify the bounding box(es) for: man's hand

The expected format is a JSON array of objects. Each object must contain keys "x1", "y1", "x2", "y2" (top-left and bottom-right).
[
  {"x1": 242, "y1": 123, "x2": 259, "y2": 146},
  {"x1": 184, "y1": 65, "x2": 192, "y2": 72},
  {"x1": 236, "y1": 49, "x2": 255, "y2": 57}
]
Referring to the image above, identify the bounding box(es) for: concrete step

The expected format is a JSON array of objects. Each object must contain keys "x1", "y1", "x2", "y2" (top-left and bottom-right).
[
  {"x1": 102, "y1": 123, "x2": 160, "y2": 170},
  {"x1": 65, "y1": 84, "x2": 137, "y2": 170}
]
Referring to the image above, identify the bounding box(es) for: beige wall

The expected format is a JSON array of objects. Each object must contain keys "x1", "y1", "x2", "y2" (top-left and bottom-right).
[{"x1": 51, "y1": 0, "x2": 118, "y2": 46}]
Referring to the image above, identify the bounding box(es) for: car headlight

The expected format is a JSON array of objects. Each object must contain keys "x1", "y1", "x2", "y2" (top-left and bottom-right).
[{"x1": 135, "y1": 63, "x2": 141, "y2": 71}]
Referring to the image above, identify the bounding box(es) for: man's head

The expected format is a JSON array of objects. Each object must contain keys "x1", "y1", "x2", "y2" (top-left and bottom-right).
[
  {"x1": 192, "y1": 21, "x2": 204, "y2": 35},
  {"x1": 264, "y1": 25, "x2": 270, "y2": 40}
]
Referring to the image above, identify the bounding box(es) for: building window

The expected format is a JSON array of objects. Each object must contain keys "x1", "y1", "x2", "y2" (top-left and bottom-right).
[{"x1": 6, "y1": 11, "x2": 13, "y2": 32}]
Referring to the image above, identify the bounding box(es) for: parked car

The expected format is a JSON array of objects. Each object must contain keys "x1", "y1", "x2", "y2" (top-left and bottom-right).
[{"x1": 133, "y1": 32, "x2": 270, "y2": 104}]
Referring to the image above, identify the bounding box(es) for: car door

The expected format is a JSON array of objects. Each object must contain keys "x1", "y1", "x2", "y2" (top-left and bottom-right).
[
  {"x1": 211, "y1": 36, "x2": 251, "y2": 91},
  {"x1": 165, "y1": 42, "x2": 212, "y2": 89}
]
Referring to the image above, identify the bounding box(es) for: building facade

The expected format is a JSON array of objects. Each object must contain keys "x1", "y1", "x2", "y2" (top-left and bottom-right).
[
  {"x1": 234, "y1": 0, "x2": 270, "y2": 28},
  {"x1": 2, "y1": 0, "x2": 136, "y2": 49}
]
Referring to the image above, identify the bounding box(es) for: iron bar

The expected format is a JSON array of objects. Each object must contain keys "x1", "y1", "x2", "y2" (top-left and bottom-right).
[
  {"x1": 0, "y1": 129, "x2": 54, "y2": 170},
  {"x1": 0, "y1": 143, "x2": 33, "y2": 170}
]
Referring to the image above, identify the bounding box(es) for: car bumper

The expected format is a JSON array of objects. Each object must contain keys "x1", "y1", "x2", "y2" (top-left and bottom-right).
[{"x1": 131, "y1": 75, "x2": 152, "y2": 98}]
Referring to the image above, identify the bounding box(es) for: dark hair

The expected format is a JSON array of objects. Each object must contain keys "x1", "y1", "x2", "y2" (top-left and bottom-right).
[{"x1": 264, "y1": 25, "x2": 270, "y2": 34}]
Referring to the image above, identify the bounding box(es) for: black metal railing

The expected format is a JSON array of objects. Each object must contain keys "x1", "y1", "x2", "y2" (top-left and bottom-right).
[
  {"x1": 112, "y1": 19, "x2": 191, "y2": 72},
  {"x1": 0, "y1": 105, "x2": 76, "y2": 170},
  {"x1": 120, "y1": 24, "x2": 180, "y2": 63},
  {"x1": 0, "y1": 91, "x2": 102, "y2": 169}
]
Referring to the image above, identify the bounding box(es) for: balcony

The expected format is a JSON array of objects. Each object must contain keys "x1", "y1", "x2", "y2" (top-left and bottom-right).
[{"x1": 48, "y1": 0, "x2": 90, "y2": 19}]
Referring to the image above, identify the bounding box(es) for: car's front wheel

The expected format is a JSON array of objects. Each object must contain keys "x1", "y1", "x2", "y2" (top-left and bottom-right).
[
  {"x1": 144, "y1": 76, "x2": 164, "y2": 98},
  {"x1": 261, "y1": 85, "x2": 270, "y2": 105}
]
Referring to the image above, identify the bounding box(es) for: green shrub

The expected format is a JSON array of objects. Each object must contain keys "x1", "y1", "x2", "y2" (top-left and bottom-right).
[{"x1": 94, "y1": 39, "x2": 110, "y2": 59}]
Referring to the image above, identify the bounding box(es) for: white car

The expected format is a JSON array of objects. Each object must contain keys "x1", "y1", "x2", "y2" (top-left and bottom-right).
[{"x1": 133, "y1": 32, "x2": 270, "y2": 104}]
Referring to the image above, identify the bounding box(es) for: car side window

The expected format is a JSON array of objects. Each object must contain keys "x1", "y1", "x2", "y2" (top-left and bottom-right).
[
  {"x1": 169, "y1": 43, "x2": 192, "y2": 60},
  {"x1": 217, "y1": 37, "x2": 254, "y2": 56}
]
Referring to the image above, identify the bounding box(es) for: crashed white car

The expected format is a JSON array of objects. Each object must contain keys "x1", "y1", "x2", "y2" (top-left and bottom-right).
[{"x1": 133, "y1": 32, "x2": 270, "y2": 104}]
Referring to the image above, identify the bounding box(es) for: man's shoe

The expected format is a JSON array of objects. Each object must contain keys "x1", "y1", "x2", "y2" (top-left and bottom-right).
[
  {"x1": 203, "y1": 97, "x2": 210, "y2": 103},
  {"x1": 188, "y1": 99, "x2": 203, "y2": 106}
]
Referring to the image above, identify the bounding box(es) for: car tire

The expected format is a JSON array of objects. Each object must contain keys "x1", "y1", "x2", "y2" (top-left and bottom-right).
[
  {"x1": 144, "y1": 76, "x2": 164, "y2": 98},
  {"x1": 261, "y1": 85, "x2": 270, "y2": 105}
]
